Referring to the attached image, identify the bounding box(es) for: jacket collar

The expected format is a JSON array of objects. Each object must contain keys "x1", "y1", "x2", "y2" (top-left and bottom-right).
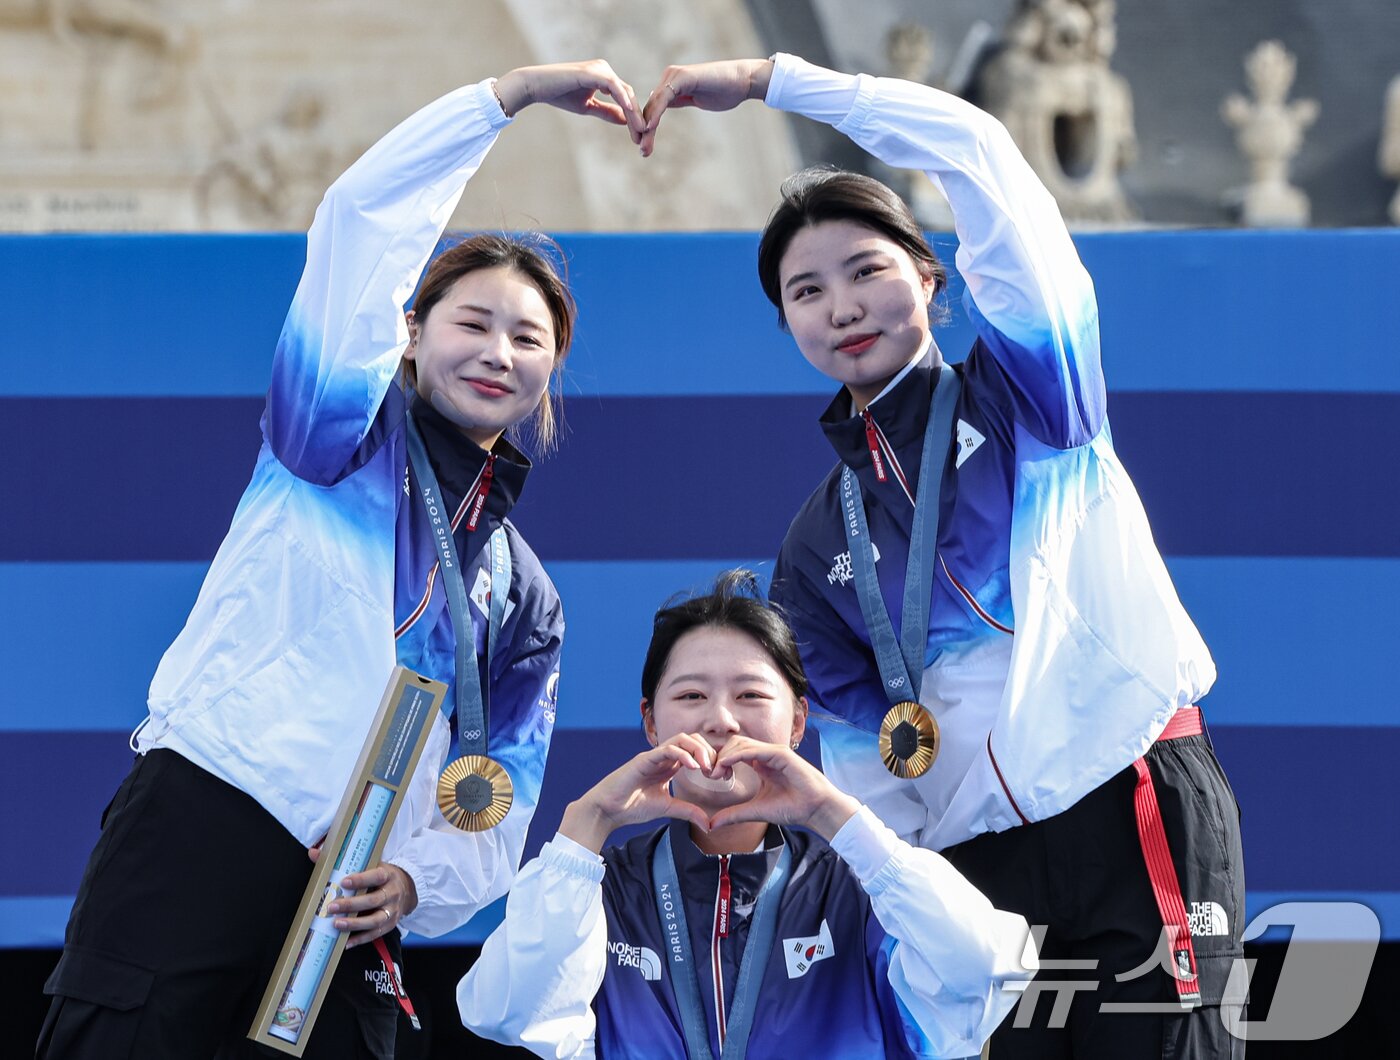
[
  {"x1": 408, "y1": 392, "x2": 531, "y2": 531},
  {"x1": 665, "y1": 818, "x2": 784, "y2": 902},
  {"x1": 818, "y1": 341, "x2": 944, "y2": 474}
]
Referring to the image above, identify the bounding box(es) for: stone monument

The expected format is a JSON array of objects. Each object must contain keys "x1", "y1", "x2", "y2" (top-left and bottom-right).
[
  {"x1": 878, "y1": 22, "x2": 955, "y2": 231},
  {"x1": 1221, "y1": 40, "x2": 1318, "y2": 228},
  {"x1": 972, "y1": 0, "x2": 1137, "y2": 223},
  {"x1": 1380, "y1": 75, "x2": 1400, "y2": 225},
  {"x1": 0, "y1": 0, "x2": 798, "y2": 232}
]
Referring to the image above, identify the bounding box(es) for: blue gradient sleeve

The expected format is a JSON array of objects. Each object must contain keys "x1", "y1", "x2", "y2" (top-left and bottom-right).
[{"x1": 265, "y1": 80, "x2": 512, "y2": 485}]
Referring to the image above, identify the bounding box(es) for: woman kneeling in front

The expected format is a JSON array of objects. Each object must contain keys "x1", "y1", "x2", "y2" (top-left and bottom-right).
[{"x1": 459, "y1": 570, "x2": 1035, "y2": 1059}]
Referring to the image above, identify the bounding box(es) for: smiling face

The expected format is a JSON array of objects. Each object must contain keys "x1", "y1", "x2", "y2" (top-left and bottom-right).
[
  {"x1": 778, "y1": 219, "x2": 936, "y2": 409},
  {"x1": 644, "y1": 625, "x2": 807, "y2": 812},
  {"x1": 404, "y1": 266, "x2": 557, "y2": 450}
]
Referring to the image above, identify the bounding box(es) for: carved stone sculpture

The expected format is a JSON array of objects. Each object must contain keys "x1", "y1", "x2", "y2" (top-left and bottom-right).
[
  {"x1": 197, "y1": 86, "x2": 338, "y2": 231},
  {"x1": 973, "y1": 0, "x2": 1137, "y2": 223},
  {"x1": 1381, "y1": 75, "x2": 1400, "y2": 226},
  {"x1": 878, "y1": 23, "x2": 954, "y2": 231},
  {"x1": 1222, "y1": 40, "x2": 1318, "y2": 228}
]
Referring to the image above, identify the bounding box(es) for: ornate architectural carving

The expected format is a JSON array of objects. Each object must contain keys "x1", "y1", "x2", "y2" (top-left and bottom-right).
[
  {"x1": 1381, "y1": 75, "x2": 1400, "y2": 226},
  {"x1": 196, "y1": 86, "x2": 339, "y2": 231},
  {"x1": 1222, "y1": 40, "x2": 1318, "y2": 227},
  {"x1": 973, "y1": 0, "x2": 1137, "y2": 223},
  {"x1": 1, "y1": 0, "x2": 796, "y2": 232}
]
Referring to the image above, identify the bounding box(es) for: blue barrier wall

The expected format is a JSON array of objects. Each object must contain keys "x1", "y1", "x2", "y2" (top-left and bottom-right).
[{"x1": 2, "y1": 230, "x2": 1398, "y2": 947}]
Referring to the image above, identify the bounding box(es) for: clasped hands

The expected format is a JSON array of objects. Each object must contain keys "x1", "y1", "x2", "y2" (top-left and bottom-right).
[
  {"x1": 492, "y1": 58, "x2": 776, "y2": 157},
  {"x1": 560, "y1": 732, "x2": 862, "y2": 855}
]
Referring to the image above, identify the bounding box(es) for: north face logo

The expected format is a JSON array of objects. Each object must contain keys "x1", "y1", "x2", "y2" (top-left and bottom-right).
[
  {"x1": 1187, "y1": 901, "x2": 1230, "y2": 938},
  {"x1": 828, "y1": 542, "x2": 881, "y2": 586}
]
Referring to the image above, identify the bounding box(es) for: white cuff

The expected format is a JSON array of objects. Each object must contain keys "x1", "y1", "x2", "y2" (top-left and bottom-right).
[
  {"x1": 542, "y1": 833, "x2": 606, "y2": 883},
  {"x1": 477, "y1": 78, "x2": 514, "y2": 129},
  {"x1": 765, "y1": 53, "x2": 860, "y2": 125},
  {"x1": 828, "y1": 804, "x2": 900, "y2": 885}
]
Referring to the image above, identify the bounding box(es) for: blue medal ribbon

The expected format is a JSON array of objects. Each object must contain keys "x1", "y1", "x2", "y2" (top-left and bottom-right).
[
  {"x1": 651, "y1": 829, "x2": 793, "y2": 1060},
  {"x1": 403, "y1": 411, "x2": 510, "y2": 756},
  {"x1": 840, "y1": 363, "x2": 962, "y2": 710}
]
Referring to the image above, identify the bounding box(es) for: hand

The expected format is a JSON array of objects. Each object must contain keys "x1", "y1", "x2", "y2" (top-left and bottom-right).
[
  {"x1": 706, "y1": 737, "x2": 860, "y2": 841},
  {"x1": 494, "y1": 60, "x2": 645, "y2": 142},
  {"x1": 309, "y1": 844, "x2": 419, "y2": 949},
  {"x1": 559, "y1": 733, "x2": 716, "y2": 853},
  {"x1": 639, "y1": 59, "x2": 774, "y2": 156}
]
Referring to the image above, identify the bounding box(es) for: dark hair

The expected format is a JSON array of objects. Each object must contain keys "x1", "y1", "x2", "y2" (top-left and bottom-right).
[
  {"x1": 757, "y1": 166, "x2": 947, "y2": 328},
  {"x1": 408, "y1": 233, "x2": 577, "y2": 452},
  {"x1": 640, "y1": 570, "x2": 808, "y2": 705}
]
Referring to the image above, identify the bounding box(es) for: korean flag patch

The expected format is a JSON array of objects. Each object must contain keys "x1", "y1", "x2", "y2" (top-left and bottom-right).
[{"x1": 955, "y1": 419, "x2": 985, "y2": 468}]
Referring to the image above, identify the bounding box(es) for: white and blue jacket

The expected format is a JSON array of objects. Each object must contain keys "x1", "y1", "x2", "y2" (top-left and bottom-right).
[
  {"x1": 458, "y1": 808, "x2": 1034, "y2": 1059},
  {"x1": 767, "y1": 55, "x2": 1214, "y2": 850},
  {"x1": 135, "y1": 81, "x2": 563, "y2": 937}
]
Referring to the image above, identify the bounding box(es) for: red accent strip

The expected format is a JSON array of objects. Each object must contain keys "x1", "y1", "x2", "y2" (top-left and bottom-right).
[
  {"x1": 372, "y1": 936, "x2": 421, "y2": 1030},
  {"x1": 711, "y1": 855, "x2": 729, "y2": 1047},
  {"x1": 862, "y1": 411, "x2": 888, "y2": 483},
  {"x1": 1159, "y1": 705, "x2": 1203, "y2": 741},
  {"x1": 1131, "y1": 756, "x2": 1202, "y2": 1005},
  {"x1": 464, "y1": 453, "x2": 495, "y2": 532},
  {"x1": 870, "y1": 415, "x2": 915, "y2": 505},
  {"x1": 987, "y1": 734, "x2": 1031, "y2": 825},
  {"x1": 939, "y1": 556, "x2": 1014, "y2": 635}
]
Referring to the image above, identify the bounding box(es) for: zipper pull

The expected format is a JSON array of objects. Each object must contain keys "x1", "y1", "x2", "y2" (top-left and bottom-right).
[
  {"x1": 716, "y1": 856, "x2": 732, "y2": 939},
  {"x1": 863, "y1": 409, "x2": 887, "y2": 482},
  {"x1": 464, "y1": 454, "x2": 495, "y2": 532}
]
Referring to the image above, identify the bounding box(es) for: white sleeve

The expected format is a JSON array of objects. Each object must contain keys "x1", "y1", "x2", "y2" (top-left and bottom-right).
[
  {"x1": 265, "y1": 79, "x2": 512, "y2": 484},
  {"x1": 456, "y1": 834, "x2": 608, "y2": 1060},
  {"x1": 830, "y1": 806, "x2": 1037, "y2": 1056},
  {"x1": 765, "y1": 53, "x2": 1105, "y2": 449}
]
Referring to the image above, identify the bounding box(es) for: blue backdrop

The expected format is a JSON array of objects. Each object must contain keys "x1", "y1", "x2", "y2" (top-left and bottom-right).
[{"x1": 2, "y1": 230, "x2": 1397, "y2": 947}]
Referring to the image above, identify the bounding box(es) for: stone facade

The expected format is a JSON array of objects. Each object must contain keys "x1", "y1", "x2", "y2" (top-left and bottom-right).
[{"x1": 0, "y1": 0, "x2": 798, "y2": 232}]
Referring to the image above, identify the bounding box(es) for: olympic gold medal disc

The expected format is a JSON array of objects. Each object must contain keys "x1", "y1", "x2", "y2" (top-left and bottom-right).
[
  {"x1": 879, "y1": 701, "x2": 939, "y2": 779},
  {"x1": 437, "y1": 755, "x2": 513, "y2": 832}
]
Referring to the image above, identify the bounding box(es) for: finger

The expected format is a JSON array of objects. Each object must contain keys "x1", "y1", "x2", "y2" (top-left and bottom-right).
[
  {"x1": 343, "y1": 906, "x2": 395, "y2": 948},
  {"x1": 716, "y1": 740, "x2": 786, "y2": 771},
  {"x1": 341, "y1": 864, "x2": 396, "y2": 891},
  {"x1": 622, "y1": 81, "x2": 644, "y2": 142},
  {"x1": 666, "y1": 798, "x2": 712, "y2": 833},
  {"x1": 640, "y1": 74, "x2": 689, "y2": 157},
  {"x1": 670, "y1": 733, "x2": 718, "y2": 772},
  {"x1": 601, "y1": 75, "x2": 645, "y2": 137},
  {"x1": 583, "y1": 96, "x2": 628, "y2": 126},
  {"x1": 659, "y1": 731, "x2": 715, "y2": 771},
  {"x1": 708, "y1": 802, "x2": 766, "y2": 831}
]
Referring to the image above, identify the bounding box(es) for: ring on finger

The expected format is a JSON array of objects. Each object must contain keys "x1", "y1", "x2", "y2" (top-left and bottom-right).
[{"x1": 382, "y1": 908, "x2": 392, "y2": 924}]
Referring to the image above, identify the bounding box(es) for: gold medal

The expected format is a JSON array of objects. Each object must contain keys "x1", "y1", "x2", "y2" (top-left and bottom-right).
[
  {"x1": 437, "y1": 755, "x2": 513, "y2": 832},
  {"x1": 879, "y1": 701, "x2": 939, "y2": 779}
]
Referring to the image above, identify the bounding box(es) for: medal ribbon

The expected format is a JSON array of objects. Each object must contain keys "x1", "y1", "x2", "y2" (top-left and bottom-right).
[
  {"x1": 651, "y1": 829, "x2": 792, "y2": 1060},
  {"x1": 840, "y1": 363, "x2": 961, "y2": 708},
  {"x1": 404, "y1": 412, "x2": 510, "y2": 756}
]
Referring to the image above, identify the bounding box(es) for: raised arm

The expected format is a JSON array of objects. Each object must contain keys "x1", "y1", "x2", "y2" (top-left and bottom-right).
[
  {"x1": 643, "y1": 54, "x2": 1104, "y2": 448},
  {"x1": 267, "y1": 62, "x2": 643, "y2": 484}
]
